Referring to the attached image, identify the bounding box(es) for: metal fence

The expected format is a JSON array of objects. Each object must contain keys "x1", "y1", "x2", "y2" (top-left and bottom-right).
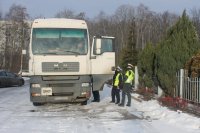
[{"x1": 176, "y1": 69, "x2": 200, "y2": 104}]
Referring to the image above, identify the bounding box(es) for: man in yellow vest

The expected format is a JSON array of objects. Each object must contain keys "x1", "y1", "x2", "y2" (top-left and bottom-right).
[
  {"x1": 110, "y1": 66, "x2": 123, "y2": 104},
  {"x1": 119, "y1": 63, "x2": 134, "y2": 107}
]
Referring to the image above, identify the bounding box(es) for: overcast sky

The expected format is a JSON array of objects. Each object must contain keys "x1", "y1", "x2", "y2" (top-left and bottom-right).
[{"x1": 0, "y1": 0, "x2": 200, "y2": 18}]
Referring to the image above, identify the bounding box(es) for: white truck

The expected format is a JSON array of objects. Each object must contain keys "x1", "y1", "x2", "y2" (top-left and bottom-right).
[{"x1": 27, "y1": 18, "x2": 115, "y2": 106}]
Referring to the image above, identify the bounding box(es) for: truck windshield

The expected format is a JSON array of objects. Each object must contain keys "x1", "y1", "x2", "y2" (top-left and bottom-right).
[{"x1": 32, "y1": 28, "x2": 88, "y2": 55}]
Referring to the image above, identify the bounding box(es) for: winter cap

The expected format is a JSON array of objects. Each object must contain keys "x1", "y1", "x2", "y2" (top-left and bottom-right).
[{"x1": 127, "y1": 63, "x2": 133, "y2": 69}]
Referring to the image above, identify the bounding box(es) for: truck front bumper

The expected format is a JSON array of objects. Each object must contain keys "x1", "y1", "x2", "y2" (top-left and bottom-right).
[{"x1": 29, "y1": 75, "x2": 91, "y2": 103}]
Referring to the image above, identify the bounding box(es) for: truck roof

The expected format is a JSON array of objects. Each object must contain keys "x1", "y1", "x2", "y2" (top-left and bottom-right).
[{"x1": 32, "y1": 18, "x2": 88, "y2": 29}]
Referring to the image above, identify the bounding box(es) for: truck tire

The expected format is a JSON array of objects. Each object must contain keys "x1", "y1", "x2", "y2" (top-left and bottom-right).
[
  {"x1": 81, "y1": 100, "x2": 87, "y2": 105},
  {"x1": 33, "y1": 102, "x2": 43, "y2": 106}
]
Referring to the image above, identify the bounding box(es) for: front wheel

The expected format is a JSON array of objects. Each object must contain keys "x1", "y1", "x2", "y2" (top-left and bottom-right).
[
  {"x1": 81, "y1": 100, "x2": 87, "y2": 105},
  {"x1": 33, "y1": 102, "x2": 43, "y2": 106}
]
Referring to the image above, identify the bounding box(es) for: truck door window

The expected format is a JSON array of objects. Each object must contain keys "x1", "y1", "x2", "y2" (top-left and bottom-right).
[
  {"x1": 101, "y1": 39, "x2": 114, "y2": 53},
  {"x1": 93, "y1": 38, "x2": 114, "y2": 55}
]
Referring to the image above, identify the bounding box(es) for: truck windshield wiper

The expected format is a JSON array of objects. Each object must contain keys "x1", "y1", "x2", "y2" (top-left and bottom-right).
[
  {"x1": 39, "y1": 52, "x2": 58, "y2": 55},
  {"x1": 37, "y1": 51, "x2": 81, "y2": 55},
  {"x1": 63, "y1": 50, "x2": 80, "y2": 55}
]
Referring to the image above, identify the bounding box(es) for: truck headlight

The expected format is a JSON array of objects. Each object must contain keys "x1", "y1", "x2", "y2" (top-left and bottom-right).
[
  {"x1": 31, "y1": 84, "x2": 41, "y2": 88},
  {"x1": 81, "y1": 91, "x2": 91, "y2": 98},
  {"x1": 81, "y1": 83, "x2": 90, "y2": 87}
]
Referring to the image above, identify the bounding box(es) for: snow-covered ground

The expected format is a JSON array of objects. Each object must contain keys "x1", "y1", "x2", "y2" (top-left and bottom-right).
[{"x1": 0, "y1": 79, "x2": 199, "y2": 133}]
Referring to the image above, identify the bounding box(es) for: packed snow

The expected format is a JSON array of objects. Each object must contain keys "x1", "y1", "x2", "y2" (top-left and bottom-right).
[{"x1": 0, "y1": 78, "x2": 199, "y2": 133}]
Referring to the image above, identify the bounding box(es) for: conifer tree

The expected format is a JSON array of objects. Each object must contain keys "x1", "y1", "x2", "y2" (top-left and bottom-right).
[
  {"x1": 138, "y1": 42, "x2": 155, "y2": 88},
  {"x1": 156, "y1": 10, "x2": 200, "y2": 96},
  {"x1": 120, "y1": 19, "x2": 138, "y2": 70}
]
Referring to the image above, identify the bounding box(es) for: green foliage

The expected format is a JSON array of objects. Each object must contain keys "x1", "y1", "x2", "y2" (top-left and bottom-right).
[
  {"x1": 120, "y1": 20, "x2": 138, "y2": 70},
  {"x1": 120, "y1": 46, "x2": 138, "y2": 70},
  {"x1": 139, "y1": 74, "x2": 154, "y2": 88},
  {"x1": 155, "y1": 10, "x2": 200, "y2": 95},
  {"x1": 138, "y1": 42, "x2": 155, "y2": 88}
]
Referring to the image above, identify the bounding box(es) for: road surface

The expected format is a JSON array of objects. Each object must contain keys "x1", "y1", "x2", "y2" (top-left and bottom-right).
[{"x1": 0, "y1": 79, "x2": 189, "y2": 133}]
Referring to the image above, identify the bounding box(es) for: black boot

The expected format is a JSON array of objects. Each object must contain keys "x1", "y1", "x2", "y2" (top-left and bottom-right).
[
  {"x1": 92, "y1": 99, "x2": 100, "y2": 102},
  {"x1": 115, "y1": 102, "x2": 120, "y2": 104},
  {"x1": 92, "y1": 91, "x2": 100, "y2": 102},
  {"x1": 118, "y1": 103, "x2": 124, "y2": 107}
]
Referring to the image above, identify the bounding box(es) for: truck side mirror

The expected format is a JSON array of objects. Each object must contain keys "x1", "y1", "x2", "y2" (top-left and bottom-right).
[{"x1": 95, "y1": 39, "x2": 102, "y2": 55}]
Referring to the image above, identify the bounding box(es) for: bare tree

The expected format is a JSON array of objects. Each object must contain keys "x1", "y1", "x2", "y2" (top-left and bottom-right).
[
  {"x1": 55, "y1": 9, "x2": 86, "y2": 20},
  {"x1": 113, "y1": 4, "x2": 135, "y2": 49},
  {"x1": 5, "y1": 4, "x2": 28, "y2": 22},
  {"x1": 76, "y1": 12, "x2": 86, "y2": 20},
  {"x1": 135, "y1": 4, "x2": 152, "y2": 49},
  {"x1": 0, "y1": 22, "x2": 7, "y2": 69},
  {"x1": 55, "y1": 9, "x2": 75, "y2": 18},
  {"x1": 87, "y1": 4, "x2": 178, "y2": 64},
  {"x1": 134, "y1": 4, "x2": 178, "y2": 50},
  {"x1": 4, "y1": 4, "x2": 29, "y2": 72}
]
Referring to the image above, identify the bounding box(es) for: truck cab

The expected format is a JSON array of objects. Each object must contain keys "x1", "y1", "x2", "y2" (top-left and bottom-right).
[{"x1": 28, "y1": 18, "x2": 115, "y2": 106}]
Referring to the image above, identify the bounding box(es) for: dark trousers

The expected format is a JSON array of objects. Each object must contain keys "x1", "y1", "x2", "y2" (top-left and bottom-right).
[
  {"x1": 92, "y1": 91, "x2": 100, "y2": 101},
  {"x1": 121, "y1": 83, "x2": 132, "y2": 105},
  {"x1": 111, "y1": 86, "x2": 120, "y2": 103}
]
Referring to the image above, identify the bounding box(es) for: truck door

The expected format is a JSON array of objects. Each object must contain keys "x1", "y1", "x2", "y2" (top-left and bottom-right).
[{"x1": 91, "y1": 36, "x2": 115, "y2": 91}]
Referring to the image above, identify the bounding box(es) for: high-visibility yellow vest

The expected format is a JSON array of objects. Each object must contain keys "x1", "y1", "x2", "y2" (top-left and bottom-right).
[
  {"x1": 114, "y1": 73, "x2": 121, "y2": 86},
  {"x1": 125, "y1": 70, "x2": 134, "y2": 84}
]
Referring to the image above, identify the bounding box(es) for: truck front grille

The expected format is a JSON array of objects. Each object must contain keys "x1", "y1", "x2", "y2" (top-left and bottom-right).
[{"x1": 42, "y1": 62, "x2": 79, "y2": 72}]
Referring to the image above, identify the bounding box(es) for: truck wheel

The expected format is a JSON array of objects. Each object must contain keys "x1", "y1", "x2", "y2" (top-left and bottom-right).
[
  {"x1": 33, "y1": 102, "x2": 43, "y2": 106},
  {"x1": 81, "y1": 100, "x2": 87, "y2": 105}
]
